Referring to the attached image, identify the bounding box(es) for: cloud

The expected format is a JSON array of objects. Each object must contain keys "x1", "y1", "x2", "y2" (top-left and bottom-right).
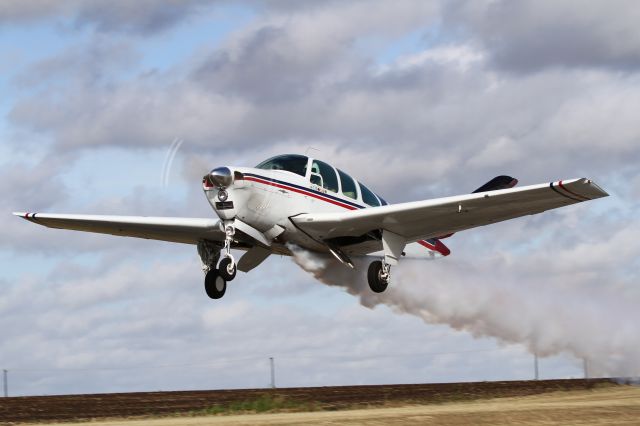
[
  {"x1": 0, "y1": 159, "x2": 69, "y2": 213},
  {"x1": 0, "y1": 253, "x2": 544, "y2": 395},
  {"x1": 9, "y1": 3, "x2": 640, "y2": 200},
  {"x1": 13, "y1": 37, "x2": 139, "y2": 88},
  {"x1": 0, "y1": 0, "x2": 216, "y2": 35},
  {"x1": 446, "y1": 0, "x2": 640, "y2": 72}
]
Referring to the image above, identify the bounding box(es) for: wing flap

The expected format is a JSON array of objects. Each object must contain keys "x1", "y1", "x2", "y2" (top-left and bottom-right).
[
  {"x1": 291, "y1": 178, "x2": 608, "y2": 243},
  {"x1": 13, "y1": 212, "x2": 225, "y2": 245}
]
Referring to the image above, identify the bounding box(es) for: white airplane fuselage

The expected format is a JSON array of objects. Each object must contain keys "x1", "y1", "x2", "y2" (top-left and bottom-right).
[{"x1": 204, "y1": 166, "x2": 363, "y2": 254}]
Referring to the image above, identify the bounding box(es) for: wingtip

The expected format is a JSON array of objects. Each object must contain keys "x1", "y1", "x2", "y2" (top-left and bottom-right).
[{"x1": 582, "y1": 178, "x2": 609, "y2": 198}]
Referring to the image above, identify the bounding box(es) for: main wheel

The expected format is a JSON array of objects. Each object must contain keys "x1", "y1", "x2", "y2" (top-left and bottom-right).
[
  {"x1": 204, "y1": 269, "x2": 227, "y2": 299},
  {"x1": 218, "y1": 257, "x2": 237, "y2": 281},
  {"x1": 367, "y1": 260, "x2": 389, "y2": 293}
]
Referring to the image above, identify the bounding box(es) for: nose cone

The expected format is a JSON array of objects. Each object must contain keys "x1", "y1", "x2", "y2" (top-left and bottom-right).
[{"x1": 207, "y1": 166, "x2": 233, "y2": 188}]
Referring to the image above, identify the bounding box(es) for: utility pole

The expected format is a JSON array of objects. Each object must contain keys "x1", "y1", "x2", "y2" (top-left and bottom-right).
[
  {"x1": 534, "y1": 353, "x2": 539, "y2": 380},
  {"x1": 3, "y1": 369, "x2": 7, "y2": 397},
  {"x1": 583, "y1": 358, "x2": 589, "y2": 379},
  {"x1": 269, "y1": 357, "x2": 276, "y2": 389}
]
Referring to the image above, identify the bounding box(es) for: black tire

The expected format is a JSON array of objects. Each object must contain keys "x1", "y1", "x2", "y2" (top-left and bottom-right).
[
  {"x1": 367, "y1": 260, "x2": 389, "y2": 293},
  {"x1": 204, "y1": 269, "x2": 227, "y2": 299},
  {"x1": 218, "y1": 257, "x2": 237, "y2": 281}
]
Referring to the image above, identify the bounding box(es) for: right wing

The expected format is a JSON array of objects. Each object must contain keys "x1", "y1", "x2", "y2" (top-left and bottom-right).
[
  {"x1": 291, "y1": 178, "x2": 608, "y2": 250},
  {"x1": 13, "y1": 212, "x2": 226, "y2": 245}
]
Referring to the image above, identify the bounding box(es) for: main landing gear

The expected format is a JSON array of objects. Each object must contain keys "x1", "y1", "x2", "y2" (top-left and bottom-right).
[
  {"x1": 366, "y1": 230, "x2": 403, "y2": 293},
  {"x1": 198, "y1": 223, "x2": 237, "y2": 300},
  {"x1": 367, "y1": 260, "x2": 390, "y2": 293}
]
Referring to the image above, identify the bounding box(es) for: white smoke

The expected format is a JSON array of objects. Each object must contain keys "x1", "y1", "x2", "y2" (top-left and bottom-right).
[{"x1": 287, "y1": 243, "x2": 640, "y2": 378}]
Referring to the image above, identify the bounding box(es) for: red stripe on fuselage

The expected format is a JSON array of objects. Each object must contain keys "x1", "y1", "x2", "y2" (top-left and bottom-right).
[{"x1": 244, "y1": 176, "x2": 358, "y2": 210}]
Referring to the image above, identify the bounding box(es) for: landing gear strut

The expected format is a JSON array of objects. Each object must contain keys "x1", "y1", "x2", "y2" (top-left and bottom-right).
[
  {"x1": 197, "y1": 228, "x2": 237, "y2": 300},
  {"x1": 367, "y1": 260, "x2": 390, "y2": 293},
  {"x1": 220, "y1": 222, "x2": 237, "y2": 281}
]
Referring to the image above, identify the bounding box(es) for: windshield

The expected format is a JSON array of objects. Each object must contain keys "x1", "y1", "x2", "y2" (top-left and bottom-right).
[{"x1": 256, "y1": 154, "x2": 309, "y2": 177}]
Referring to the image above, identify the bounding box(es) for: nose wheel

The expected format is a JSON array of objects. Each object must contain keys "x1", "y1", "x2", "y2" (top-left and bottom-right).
[
  {"x1": 368, "y1": 260, "x2": 390, "y2": 293},
  {"x1": 219, "y1": 257, "x2": 237, "y2": 281},
  {"x1": 220, "y1": 222, "x2": 237, "y2": 281}
]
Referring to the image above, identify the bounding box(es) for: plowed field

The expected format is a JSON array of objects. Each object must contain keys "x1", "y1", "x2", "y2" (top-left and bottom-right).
[{"x1": 0, "y1": 378, "x2": 622, "y2": 424}]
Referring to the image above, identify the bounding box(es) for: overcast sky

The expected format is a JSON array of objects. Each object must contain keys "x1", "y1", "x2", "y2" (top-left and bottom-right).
[{"x1": 1, "y1": 0, "x2": 639, "y2": 396}]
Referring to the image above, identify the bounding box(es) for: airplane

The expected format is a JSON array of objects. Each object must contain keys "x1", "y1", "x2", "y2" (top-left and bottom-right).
[{"x1": 14, "y1": 154, "x2": 608, "y2": 300}]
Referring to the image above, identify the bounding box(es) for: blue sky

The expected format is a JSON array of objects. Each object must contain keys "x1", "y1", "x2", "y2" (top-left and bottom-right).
[{"x1": 1, "y1": 0, "x2": 639, "y2": 396}]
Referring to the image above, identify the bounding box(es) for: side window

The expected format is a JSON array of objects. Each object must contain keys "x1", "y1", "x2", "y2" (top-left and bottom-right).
[
  {"x1": 337, "y1": 169, "x2": 357, "y2": 200},
  {"x1": 359, "y1": 182, "x2": 381, "y2": 207},
  {"x1": 311, "y1": 160, "x2": 339, "y2": 193}
]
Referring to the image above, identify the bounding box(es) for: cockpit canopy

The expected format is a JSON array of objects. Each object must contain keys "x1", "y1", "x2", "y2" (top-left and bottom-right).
[{"x1": 255, "y1": 154, "x2": 387, "y2": 207}]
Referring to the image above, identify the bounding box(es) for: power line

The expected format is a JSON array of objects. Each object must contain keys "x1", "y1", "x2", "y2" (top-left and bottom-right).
[{"x1": 3, "y1": 347, "x2": 521, "y2": 373}]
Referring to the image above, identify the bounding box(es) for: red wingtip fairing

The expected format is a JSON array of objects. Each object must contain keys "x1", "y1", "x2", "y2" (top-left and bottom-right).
[{"x1": 434, "y1": 239, "x2": 451, "y2": 256}]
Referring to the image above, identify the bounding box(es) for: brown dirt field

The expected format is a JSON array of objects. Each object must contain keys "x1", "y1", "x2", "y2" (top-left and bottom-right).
[
  {"x1": 27, "y1": 386, "x2": 639, "y2": 426},
  {"x1": 0, "y1": 378, "x2": 629, "y2": 424}
]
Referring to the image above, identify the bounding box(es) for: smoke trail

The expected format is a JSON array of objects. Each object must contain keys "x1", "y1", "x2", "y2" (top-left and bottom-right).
[{"x1": 288, "y1": 244, "x2": 640, "y2": 378}]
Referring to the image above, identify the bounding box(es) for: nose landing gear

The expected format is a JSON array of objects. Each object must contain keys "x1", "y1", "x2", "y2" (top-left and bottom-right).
[
  {"x1": 218, "y1": 257, "x2": 237, "y2": 281},
  {"x1": 197, "y1": 224, "x2": 238, "y2": 300},
  {"x1": 219, "y1": 222, "x2": 237, "y2": 281}
]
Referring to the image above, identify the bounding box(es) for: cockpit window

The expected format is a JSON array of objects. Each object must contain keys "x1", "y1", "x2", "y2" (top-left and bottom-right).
[
  {"x1": 310, "y1": 160, "x2": 339, "y2": 193},
  {"x1": 337, "y1": 169, "x2": 357, "y2": 200},
  {"x1": 256, "y1": 154, "x2": 308, "y2": 177},
  {"x1": 359, "y1": 182, "x2": 381, "y2": 207}
]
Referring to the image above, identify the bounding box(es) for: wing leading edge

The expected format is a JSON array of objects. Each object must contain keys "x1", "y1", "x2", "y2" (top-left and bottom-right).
[
  {"x1": 291, "y1": 178, "x2": 608, "y2": 246},
  {"x1": 13, "y1": 212, "x2": 225, "y2": 245}
]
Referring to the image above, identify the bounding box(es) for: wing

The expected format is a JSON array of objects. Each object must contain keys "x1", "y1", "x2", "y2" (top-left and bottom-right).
[
  {"x1": 13, "y1": 212, "x2": 226, "y2": 245},
  {"x1": 291, "y1": 178, "x2": 608, "y2": 249}
]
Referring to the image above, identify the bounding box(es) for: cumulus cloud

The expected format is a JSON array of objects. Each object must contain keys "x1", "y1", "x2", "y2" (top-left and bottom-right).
[
  {"x1": 9, "y1": 2, "x2": 640, "y2": 197},
  {"x1": 0, "y1": 0, "x2": 216, "y2": 35},
  {"x1": 445, "y1": 0, "x2": 640, "y2": 72}
]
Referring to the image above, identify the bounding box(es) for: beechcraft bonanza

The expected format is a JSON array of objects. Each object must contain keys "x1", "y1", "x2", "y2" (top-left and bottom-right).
[{"x1": 15, "y1": 154, "x2": 608, "y2": 299}]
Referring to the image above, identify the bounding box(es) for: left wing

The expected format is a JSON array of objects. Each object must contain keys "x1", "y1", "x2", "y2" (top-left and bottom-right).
[
  {"x1": 13, "y1": 212, "x2": 225, "y2": 245},
  {"x1": 291, "y1": 178, "x2": 608, "y2": 248}
]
